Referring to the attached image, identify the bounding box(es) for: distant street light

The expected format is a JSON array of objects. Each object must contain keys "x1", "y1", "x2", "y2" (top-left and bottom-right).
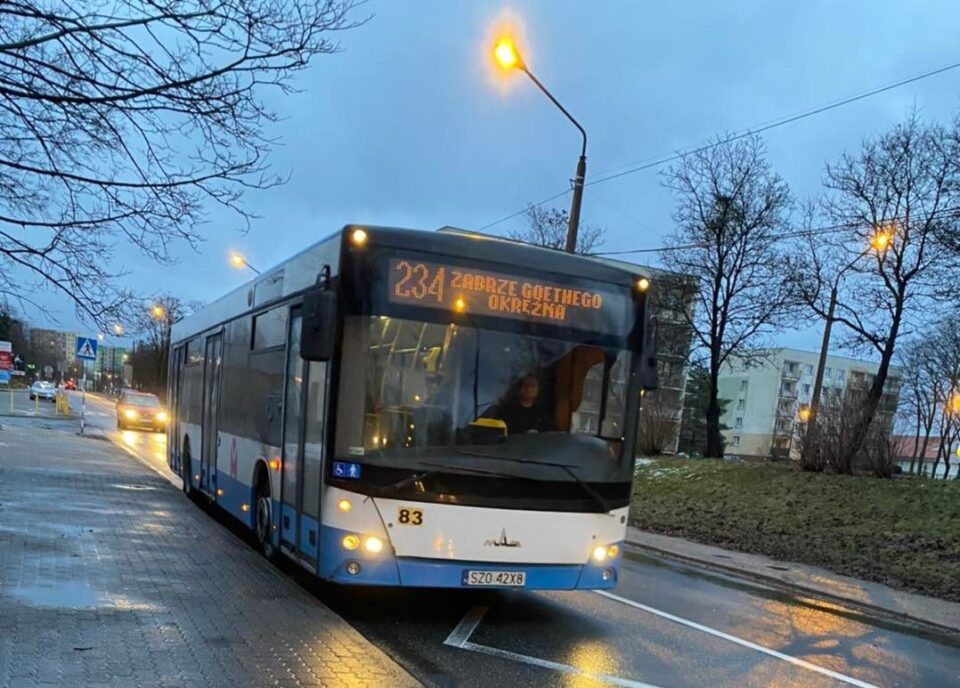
[
  {"x1": 493, "y1": 34, "x2": 587, "y2": 254},
  {"x1": 808, "y1": 226, "x2": 894, "y2": 425},
  {"x1": 112, "y1": 323, "x2": 124, "y2": 336},
  {"x1": 229, "y1": 251, "x2": 261, "y2": 275},
  {"x1": 151, "y1": 305, "x2": 166, "y2": 320}
]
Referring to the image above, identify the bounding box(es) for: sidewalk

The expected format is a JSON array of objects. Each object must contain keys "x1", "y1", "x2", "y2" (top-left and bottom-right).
[
  {"x1": 0, "y1": 421, "x2": 419, "y2": 688},
  {"x1": 626, "y1": 525, "x2": 960, "y2": 635}
]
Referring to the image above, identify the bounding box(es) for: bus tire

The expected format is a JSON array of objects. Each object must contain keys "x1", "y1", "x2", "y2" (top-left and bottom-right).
[
  {"x1": 254, "y1": 474, "x2": 275, "y2": 560},
  {"x1": 181, "y1": 438, "x2": 194, "y2": 497}
]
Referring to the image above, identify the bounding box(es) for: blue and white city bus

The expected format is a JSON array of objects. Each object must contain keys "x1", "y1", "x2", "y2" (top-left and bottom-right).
[{"x1": 167, "y1": 226, "x2": 656, "y2": 589}]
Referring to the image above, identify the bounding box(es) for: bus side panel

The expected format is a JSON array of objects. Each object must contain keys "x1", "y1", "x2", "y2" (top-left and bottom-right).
[
  {"x1": 215, "y1": 316, "x2": 285, "y2": 533},
  {"x1": 214, "y1": 433, "x2": 280, "y2": 529}
]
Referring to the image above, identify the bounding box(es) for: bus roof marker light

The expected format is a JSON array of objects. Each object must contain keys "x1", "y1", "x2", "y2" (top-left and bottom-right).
[
  {"x1": 454, "y1": 296, "x2": 466, "y2": 312},
  {"x1": 268, "y1": 458, "x2": 281, "y2": 471},
  {"x1": 350, "y1": 228, "x2": 368, "y2": 247},
  {"x1": 636, "y1": 277, "x2": 650, "y2": 292},
  {"x1": 337, "y1": 499, "x2": 352, "y2": 513}
]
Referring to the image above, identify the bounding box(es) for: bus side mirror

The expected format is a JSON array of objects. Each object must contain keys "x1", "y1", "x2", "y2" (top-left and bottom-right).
[
  {"x1": 301, "y1": 289, "x2": 337, "y2": 361},
  {"x1": 639, "y1": 314, "x2": 658, "y2": 391}
]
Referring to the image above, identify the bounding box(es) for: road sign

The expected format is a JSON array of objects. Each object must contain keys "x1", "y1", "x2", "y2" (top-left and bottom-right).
[
  {"x1": 76, "y1": 337, "x2": 98, "y2": 361},
  {"x1": 0, "y1": 341, "x2": 10, "y2": 385}
]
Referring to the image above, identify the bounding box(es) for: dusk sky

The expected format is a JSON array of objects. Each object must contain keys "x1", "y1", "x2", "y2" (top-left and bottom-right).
[{"x1": 23, "y1": 1, "x2": 960, "y2": 356}]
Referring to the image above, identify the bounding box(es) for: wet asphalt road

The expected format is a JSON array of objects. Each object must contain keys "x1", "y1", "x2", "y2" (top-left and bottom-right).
[{"x1": 64, "y1": 391, "x2": 960, "y2": 688}]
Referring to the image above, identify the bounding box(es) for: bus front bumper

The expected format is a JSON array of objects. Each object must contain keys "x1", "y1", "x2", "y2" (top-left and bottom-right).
[{"x1": 319, "y1": 525, "x2": 621, "y2": 590}]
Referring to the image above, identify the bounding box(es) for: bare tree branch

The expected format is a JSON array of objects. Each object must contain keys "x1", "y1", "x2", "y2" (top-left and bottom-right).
[
  {"x1": 0, "y1": 0, "x2": 366, "y2": 328},
  {"x1": 660, "y1": 134, "x2": 796, "y2": 457}
]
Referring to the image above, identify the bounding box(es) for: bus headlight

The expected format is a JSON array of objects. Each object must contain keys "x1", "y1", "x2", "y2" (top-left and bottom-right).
[
  {"x1": 363, "y1": 536, "x2": 384, "y2": 554},
  {"x1": 342, "y1": 534, "x2": 360, "y2": 550},
  {"x1": 591, "y1": 544, "x2": 620, "y2": 563},
  {"x1": 156, "y1": 411, "x2": 169, "y2": 423}
]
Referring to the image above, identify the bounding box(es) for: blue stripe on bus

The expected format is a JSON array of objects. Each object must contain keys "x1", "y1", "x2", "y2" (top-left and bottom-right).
[
  {"x1": 316, "y1": 524, "x2": 621, "y2": 590},
  {"x1": 214, "y1": 471, "x2": 255, "y2": 529}
]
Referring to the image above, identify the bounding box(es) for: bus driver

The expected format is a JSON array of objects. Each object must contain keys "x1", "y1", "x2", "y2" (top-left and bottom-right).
[{"x1": 486, "y1": 375, "x2": 555, "y2": 434}]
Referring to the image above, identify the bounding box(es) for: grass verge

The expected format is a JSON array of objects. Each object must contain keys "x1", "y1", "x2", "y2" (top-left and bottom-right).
[{"x1": 630, "y1": 457, "x2": 960, "y2": 601}]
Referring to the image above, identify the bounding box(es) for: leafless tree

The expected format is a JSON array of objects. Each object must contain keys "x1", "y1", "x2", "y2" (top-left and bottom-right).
[
  {"x1": 636, "y1": 389, "x2": 680, "y2": 455},
  {"x1": 509, "y1": 204, "x2": 605, "y2": 254},
  {"x1": 794, "y1": 114, "x2": 960, "y2": 468},
  {"x1": 660, "y1": 135, "x2": 794, "y2": 458},
  {"x1": 131, "y1": 295, "x2": 200, "y2": 394},
  {"x1": 897, "y1": 337, "x2": 945, "y2": 475},
  {"x1": 0, "y1": 1, "x2": 363, "y2": 327}
]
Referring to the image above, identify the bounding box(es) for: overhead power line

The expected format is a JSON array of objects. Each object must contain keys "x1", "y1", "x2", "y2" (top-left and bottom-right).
[
  {"x1": 591, "y1": 205, "x2": 960, "y2": 257},
  {"x1": 479, "y1": 57, "x2": 960, "y2": 232}
]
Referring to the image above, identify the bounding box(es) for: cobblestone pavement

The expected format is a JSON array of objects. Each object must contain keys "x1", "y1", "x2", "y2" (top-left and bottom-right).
[{"x1": 0, "y1": 421, "x2": 419, "y2": 688}]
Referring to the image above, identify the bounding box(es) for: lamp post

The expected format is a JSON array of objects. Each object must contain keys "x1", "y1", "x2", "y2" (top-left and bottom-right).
[
  {"x1": 229, "y1": 251, "x2": 261, "y2": 275},
  {"x1": 808, "y1": 227, "x2": 893, "y2": 426},
  {"x1": 493, "y1": 37, "x2": 587, "y2": 254}
]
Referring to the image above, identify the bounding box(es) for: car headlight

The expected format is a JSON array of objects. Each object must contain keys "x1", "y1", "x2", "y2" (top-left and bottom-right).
[
  {"x1": 124, "y1": 408, "x2": 138, "y2": 420},
  {"x1": 156, "y1": 411, "x2": 169, "y2": 423}
]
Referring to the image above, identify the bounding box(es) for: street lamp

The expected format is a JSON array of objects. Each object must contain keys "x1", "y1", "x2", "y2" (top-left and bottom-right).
[
  {"x1": 493, "y1": 35, "x2": 587, "y2": 254},
  {"x1": 151, "y1": 305, "x2": 166, "y2": 320},
  {"x1": 808, "y1": 226, "x2": 894, "y2": 425},
  {"x1": 229, "y1": 251, "x2": 261, "y2": 275}
]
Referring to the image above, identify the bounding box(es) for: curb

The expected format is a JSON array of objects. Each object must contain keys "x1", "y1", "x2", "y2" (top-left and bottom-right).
[{"x1": 624, "y1": 536, "x2": 960, "y2": 639}]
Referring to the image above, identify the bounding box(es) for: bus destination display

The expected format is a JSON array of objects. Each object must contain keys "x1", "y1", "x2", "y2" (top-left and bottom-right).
[{"x1": 387, "y1": 258, "x2": 627, "y2": 331}]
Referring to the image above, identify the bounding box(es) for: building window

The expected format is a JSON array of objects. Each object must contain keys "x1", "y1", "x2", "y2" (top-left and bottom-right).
[
  {"x1": 825, "y1": 367, "x2": 832, "y2": 378},
  {"x1": 740, "y1": 380, "x2": 748, "y2": 391},
  {"x1": 781, "y1": 381, "x2": 794, "y2": 394},
  {"x1": 735, "y1": 417, "x2": 743, "y2": 428},
  {"x1": 737, "y1": 399, "x2": 745, "y2": 410},
  {"x1": 803, "y1": 364, "x2": 813, "y2": 375},
  {"x1": 731, "y1": 435, "x2": 740, "y2": 447},
  {"x1": 836, "y1": 369, "x2": 845, "y2": 382},
  {"x1": 802, "y1": 383, "x2": 810, "y2": 394}
]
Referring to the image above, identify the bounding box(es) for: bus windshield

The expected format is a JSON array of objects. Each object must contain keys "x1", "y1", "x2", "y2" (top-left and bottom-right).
[{"x1": 335, "y1": 315, "x2": 633, "y2": 488}]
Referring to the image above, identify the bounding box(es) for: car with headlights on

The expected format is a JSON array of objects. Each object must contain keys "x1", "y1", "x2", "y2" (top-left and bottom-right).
[
  {"x1": 29, "y1": 381, "x2": 56, "y2": 402},
  {"x1": 116, "y1": 390, "x2": 168, "y2": 432}
]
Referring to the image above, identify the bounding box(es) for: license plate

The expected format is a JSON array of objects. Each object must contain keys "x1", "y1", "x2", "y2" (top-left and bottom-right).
[{"x1": 462, "y1": 570, "x2": 526, "y2": 587}]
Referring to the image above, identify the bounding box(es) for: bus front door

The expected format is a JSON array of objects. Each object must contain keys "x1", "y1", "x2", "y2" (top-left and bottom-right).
[
  {"x1": 201, "y1": 332, "x2": 223, "y2": 495},
  {"x1": 280, "y1": 312, "x2": 306, "y2": 558}
]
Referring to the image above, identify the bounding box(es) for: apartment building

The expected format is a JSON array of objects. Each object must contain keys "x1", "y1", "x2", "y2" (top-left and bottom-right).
[{"x1": 718, "y1": 348, "x2": 902, "y2": 459}]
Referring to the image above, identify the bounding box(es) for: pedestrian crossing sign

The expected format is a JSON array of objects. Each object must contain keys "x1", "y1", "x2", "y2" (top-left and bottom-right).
[{"x1": 76, "y1": 337, "x2": 98, "y2": 361}]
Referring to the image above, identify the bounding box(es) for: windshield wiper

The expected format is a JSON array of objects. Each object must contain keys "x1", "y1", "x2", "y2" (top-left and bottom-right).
[
  {"x1": 378, "y1": 462, "x2": 517, "y2": 494},
  {"x1": 455, "y1": 450, "x2": 610, "y2": 513},
  {"x1": 379, "y1": 470, "x2": 436, "y2": 494}
]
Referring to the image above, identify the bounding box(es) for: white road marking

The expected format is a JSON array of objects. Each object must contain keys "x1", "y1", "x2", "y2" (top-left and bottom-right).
[
  {"x1": 444, "y1": 606, "x2": 488, "y2": 647},
  {"x1": 444, "y1": 606, "x2": 665, "y2": 688},
  {"x1": 595, "y1": 590, "x2": 879, "y2": 688}
]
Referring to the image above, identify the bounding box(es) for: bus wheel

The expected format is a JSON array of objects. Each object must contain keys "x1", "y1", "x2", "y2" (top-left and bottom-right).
[{"x1": 254, "y1": 480, "x2": 275, "y2": 560}]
